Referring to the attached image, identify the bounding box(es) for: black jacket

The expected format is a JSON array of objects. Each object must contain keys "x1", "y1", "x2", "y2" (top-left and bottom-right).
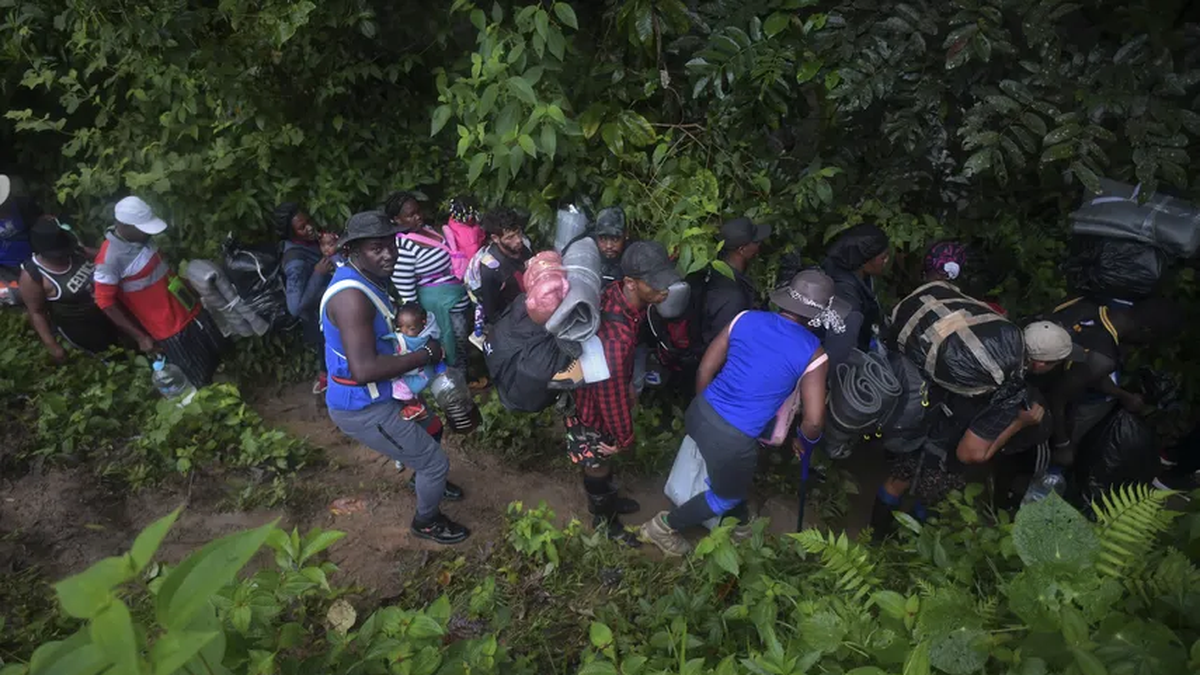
[
  {"x1": 821, "y1": 258, "x2": 881, "y2": 364},
  {"x1": 700, "y1": 265, "x2": 758, "y2": 348}
]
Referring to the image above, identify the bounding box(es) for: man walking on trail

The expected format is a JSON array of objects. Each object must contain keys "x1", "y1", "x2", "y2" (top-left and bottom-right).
[
  {"x1": 593, "y1": 206, "x2": 628, "y2": 285},
  {"x1": 472, "y1": 207, "x2": 532, "y2": 326},
  {"x1": 321, "y1": 211, "x2": 469, "y2": 545},
  {"x1": 697, "y1": 217, "x2": 771, "y2": 350},
  {"x1": 94, "y1": 196, "x2": 224, "y2": 386},
  {"x1": 566, "y1": 241, "x2": 682, "y2": 546}
]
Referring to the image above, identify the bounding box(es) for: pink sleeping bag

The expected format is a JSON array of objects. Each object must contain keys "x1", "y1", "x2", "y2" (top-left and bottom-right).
[{"x1": 524, "y1": 251, "x2": 570, "y2": 324}]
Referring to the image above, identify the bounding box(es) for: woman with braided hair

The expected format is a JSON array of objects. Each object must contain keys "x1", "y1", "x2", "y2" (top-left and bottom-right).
[
  {"x1": 384, "y1": 191, "x2": 471, "y2": 372},
  {"x1": 278, "y1": 202, "x2": 335, "y2": 393}
]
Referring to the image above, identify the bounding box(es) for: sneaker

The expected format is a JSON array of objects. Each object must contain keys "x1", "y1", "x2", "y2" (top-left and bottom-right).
[
  {"x1": 731, "y1": 523, "x2": 753, "y2": 543},
  {"x1": 407, "y1": 475, "x2": 464, "y2": 502},
  {"x1": 312, "y1": 373, "x2": 328, "y2": 395},
  {"x1": 639, "y1": 511, "x2": 691, "y2": 557},
  {"x1": 411, "y1": 514, "x2": 470, "y2": 545},
  {"x1": 400, "y1": 401, "x2": 428, "y2": 421}
]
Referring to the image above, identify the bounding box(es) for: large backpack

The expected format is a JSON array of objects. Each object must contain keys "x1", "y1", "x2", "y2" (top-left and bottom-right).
[
  {"x1": 888, "y1": 281, "x2": 1024, "y2": 398},
  {"x1": 483, "y1": 295, "x2": 579, "y2": 413}
]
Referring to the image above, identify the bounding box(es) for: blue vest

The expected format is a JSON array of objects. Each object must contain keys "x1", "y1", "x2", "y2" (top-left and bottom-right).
[
  {"x1": 321, "y1": 264, "x2": 396, "y2": 411},
  {"x1": 703, "y1": 311, "x2": 822, "y2": 437}
]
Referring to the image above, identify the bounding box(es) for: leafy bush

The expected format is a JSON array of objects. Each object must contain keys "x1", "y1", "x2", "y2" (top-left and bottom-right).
[{"x1": 6, "y1": 486, "x2": 1200, "y2": 675}]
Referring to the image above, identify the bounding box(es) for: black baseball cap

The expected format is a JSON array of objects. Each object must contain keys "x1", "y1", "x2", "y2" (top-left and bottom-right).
[
  {"x1": 594, "y1": 207, "x2": 626, "y2": 237},
  {"x1": 621, "y1": 241, "x2": 682, "y2": 291},
  {"x1": 719, "y1": 217, "x2": 771, "y2": 249}
]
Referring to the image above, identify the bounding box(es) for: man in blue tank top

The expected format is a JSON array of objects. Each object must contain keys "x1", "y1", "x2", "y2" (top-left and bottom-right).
[
  {"x1": 641, "y1": 270, "x2": 849, "y2": 556},
  {"x1": 321, "y1": 211, "x2": 469, "y2": 545}
]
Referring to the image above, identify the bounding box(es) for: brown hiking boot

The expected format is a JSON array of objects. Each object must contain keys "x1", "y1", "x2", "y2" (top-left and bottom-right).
[
  {"x1": 547, "y1": 359, "x2": 584, "y2": 390},
  {"x1": 639, "y1": 511, "x2": 691, "y2": 556}
]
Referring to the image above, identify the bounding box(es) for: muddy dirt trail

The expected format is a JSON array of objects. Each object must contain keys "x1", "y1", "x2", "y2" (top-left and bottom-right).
[{"x1": 0, "y1": 382, "x2": 881, "y2": 598}]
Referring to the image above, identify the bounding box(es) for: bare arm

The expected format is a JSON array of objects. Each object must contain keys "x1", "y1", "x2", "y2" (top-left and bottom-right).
[
  {"x1": 798, "y1": 349, "x2": 829, "y2": 441},
  {"x1": 327, "y1": 289, "x2": 440, "y2": 383},
  {"x1": 695, "y1": 323, "x2": 731, "y2": 393},
  {"x1": 18, "y1": 270, "x2": 66, "y2": 362},
  {"x1": 102, "y1": 305, "x2": 156, "y2": 352},
  {"x1": 956, "y1": 403, "x2": 1044, "y2": 464}
]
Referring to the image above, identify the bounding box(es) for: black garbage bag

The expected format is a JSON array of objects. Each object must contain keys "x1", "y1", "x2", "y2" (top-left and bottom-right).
[
  {"x1": 880, "y1": 352, "x2": 934, "y2": 454},
  {"x1": 484, "y1": 296, "x2": 581, "y2": 413},
  {"x1": 1063, "y1": 236, "x2": 1167, "y2": 300},
  {"x1": 888, "y1": 281, "x2": 1025, "y2": 398},
  {"x1": 222, "y1": 237, "x2": 294, "y2": 330},
  {"x1": 1077, "y1": 408, "x2": 1158, "y2": 503}
]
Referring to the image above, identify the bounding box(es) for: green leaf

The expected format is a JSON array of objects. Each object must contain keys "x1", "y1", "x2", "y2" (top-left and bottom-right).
[
  {"x1": 89, "y1": 601, "x2": 139, "y2": 674},
  {"x1": 1043, "y1": 124, "x2": 1081, "y2": 145},
  {"x1": 711, "y1": 543, "x2": 740, "y2": 577},
  {"x1": 617, "y1": 110, "x2": 656, "y2": 146},
  {"x1": 478, "y1": 84, "x2": 499, "y2": 116},
  {"x1": 507, "y1": 76, "x2": 538, "y2": 106},
  {"x1": 1070, "y1": 161, "x2": 1102, "y2": 193},
  {"x1": 764, "y1": 12, "x2": 791, "y2": 37},
  {"x1": 797, "y1": 60, "x2": 823, "y2": 84},
  {"x1": 578, "y1": 661, "x2": 618, "y2": 675},
  {"x1": 131, "y1": 507, "x2": 182, "y2": 574},
  {"x1": 580, "y1": 105, "x2": 605, "y2": 139},
  {"x1": 469, "y1": 9, "x2": 486, "y2": 31},
  {"x1": 589, "y1": 622, "x2": 614, "y2": 649},
  {"x1": 535, "y1": 9, "x2": 550, "y2": 39},
  {"x1": 553, "y1": 2, "x2": 578, "y2": 30},
  {"x1": 156, "y1": 521, "x2": 276, "y2": 630},
  {"x1": 1072, "y1": 647, "x2": 1108, "y2": 675},
  {"x1": 873, "y1": 590, "x2": 907, "y2": 619},
  {"x1": 600, "y1": 122, "x2": 624, "y2": 154},
  {"x1": 518, "y1": 134, "x2": 537, "y2": 157},
  {"x1": 408, "y1": 614, "x2": 445, "y2": 640},
  {"x1": 1012, "y1": 493, "x2": 1099, "y2": 571},
  {"x1": 431, "y1": 105, "x2": 453, "y2": 137},
  {"x1": 847, "y1": 669, "x2": 889, "y2": 675},
  {"x1": 29, "y1": 631, "x2": 106, "y2": 675},
  {"x1": 148, "y1": 630, "x2": 218, "y2": 675},
  {"x1": 903, "y1": 640, "x2": 931, "y2": 675},
  {"x1": 55, "y1": 556, "x2": 132, "y2": 619},
  {"x1": 1021, "y1": 113, "x2": 1048, "y2": 137},
  {"x1": 962, "y1": 149, "x2": 992, "y2": 176},
  {"x1": 547, "y1": 26, "x2": 565, "y2": 59},
  {"x1": 1040, "y1": 143, "x2": 1076, "y2": 163},
  {"x1": 467, "y1": 153, "x2": 488, "y2": 185},
  {"x1": 540, "y1": 124, "x2": 557, "y2": 157},
  {"x1": 930, "y1": 629, "x2": 987, "y2": 675}
]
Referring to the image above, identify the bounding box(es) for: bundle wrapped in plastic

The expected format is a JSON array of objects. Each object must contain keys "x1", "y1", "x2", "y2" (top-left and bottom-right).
[
  {"x1": 1063, "y1": 236, "x2": 1167, "y2": 300},
  {"x1": 1070, "y1": 179, "x2": 1200, "y2": 258},
  {"x1": 524, "y1": 250, "x2": 570, "y2": 324},
  {"x1": 222, "y1": 238, "x2": 294, "y2": 330},
  {"x1": 545, "y1": 237, "x2": 603, "y2": 342},
  {"x1": 484, "y1": 296, "x2": 582, "y2": 413},
  {"x1": 554, "y1": 204, "x2": 591, "y2": 253},
  {"x1": 184, "y1": 259, "x2": 269, "y2": 337}
]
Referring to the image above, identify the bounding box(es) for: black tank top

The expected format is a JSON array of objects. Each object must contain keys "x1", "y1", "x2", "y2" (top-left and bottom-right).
[{"x1": 23, "y1": 253, "x2": 120, "y2": 353}]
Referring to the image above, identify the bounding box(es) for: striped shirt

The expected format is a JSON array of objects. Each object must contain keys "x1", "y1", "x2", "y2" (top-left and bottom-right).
[
  {"x1": 93, "y1": 229, "x2": 198, "y2": 340},
  {"x1": 391, "y1": 228, "x2": 470, "y2": 310}
]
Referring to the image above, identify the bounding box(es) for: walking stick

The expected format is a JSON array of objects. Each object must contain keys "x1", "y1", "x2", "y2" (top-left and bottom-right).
[{"x1": 796, "y1": 445, "x2": 812, "y2": 531}]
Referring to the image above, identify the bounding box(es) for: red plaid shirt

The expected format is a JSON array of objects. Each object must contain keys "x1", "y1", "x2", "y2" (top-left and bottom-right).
[{"x1": 574, "y1": 282, "x2": 644, "y2": 448}]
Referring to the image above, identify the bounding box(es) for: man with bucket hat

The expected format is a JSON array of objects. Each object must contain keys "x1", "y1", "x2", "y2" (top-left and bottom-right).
[
  {"x1": 320, "y1": 211, "x2": 470, "y2": 545},
  {"x1": 641, "y1": 269, "x2": 847, "y2": 556},
  {"x1": 94, "y1": 195, "x2": 224, "y2": 385}
]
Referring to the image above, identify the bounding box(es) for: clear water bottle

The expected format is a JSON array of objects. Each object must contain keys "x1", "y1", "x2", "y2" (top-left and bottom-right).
[
  {"x1": 152, "y1": 357, "x2": 197, "y2": 406},
  {"x1": 429, "y1": 364, "x2": 477, "y2": 432},
  {"x1": 1021, "y1": 468, "x2": 1066, "y2": 506}
]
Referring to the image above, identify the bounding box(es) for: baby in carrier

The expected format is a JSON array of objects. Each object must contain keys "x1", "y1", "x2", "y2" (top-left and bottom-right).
[{"x1": 385, "y1": 302, "x2": 441, "y2": 421}]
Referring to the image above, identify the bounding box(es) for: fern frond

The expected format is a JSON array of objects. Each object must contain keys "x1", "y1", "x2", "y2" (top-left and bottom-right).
[
  {"x1": 791, "y1": 530, "x2": 880, "y2": 601},
  {"x1": 1125, "y1": 548, "x2": 1200, "y2": 605},
  {"x1": 1092, "y1": 483, "x2": 1179, "y2": 578}
]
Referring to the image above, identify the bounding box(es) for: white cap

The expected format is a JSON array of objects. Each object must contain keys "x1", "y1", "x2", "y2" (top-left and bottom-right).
[
  {"x1": 0, "y1": 175, "x2": 10, "y2": 207},
  {"x1": 114, "y1": 196, "x2": 168, "y2": 235}
]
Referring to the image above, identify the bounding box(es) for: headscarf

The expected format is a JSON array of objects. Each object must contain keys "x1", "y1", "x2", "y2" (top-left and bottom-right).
[
  {"x1": 924, "y1": 241, "x2": 967, "y2": 281},
  {"x1": 825, "y1": 224, "x2": 890, "y2": 271},
  {"x1": 273, "y1": 202, "x2": 301, "y2": 241}
]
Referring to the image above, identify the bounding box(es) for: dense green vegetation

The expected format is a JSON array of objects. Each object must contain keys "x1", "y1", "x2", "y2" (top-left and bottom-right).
[{"x1": 5, "y1": 487, "x2": 1200, "y2": 675}]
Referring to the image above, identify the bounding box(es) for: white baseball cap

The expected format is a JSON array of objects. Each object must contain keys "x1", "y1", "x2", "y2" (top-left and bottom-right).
[
  {"x1": 1024, "y1": 321, "x2": 1085, "y2": 363},
  {"x1": 114, "y1": 196, "x2": 168, "y2": 235},
  {"x1": 0, "y1": 175, "x2": 10, "y2": 207}
]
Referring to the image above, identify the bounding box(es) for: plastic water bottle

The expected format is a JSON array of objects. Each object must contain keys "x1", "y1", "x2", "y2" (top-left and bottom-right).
[
  {"x1": 1021, "y1": 468, "x2": 1066, "y2": 506},
  {"x1": 429, "y1": 364, "x2": 477, "y2": 432},
  {"x1": 152, "y1": 357, "x2": 197, "y2": 406}
]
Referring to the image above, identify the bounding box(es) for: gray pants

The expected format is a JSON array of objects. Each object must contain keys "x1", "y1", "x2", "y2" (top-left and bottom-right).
[{"x1": 328, "y1": 401, "x2": 449, "y2": 521}]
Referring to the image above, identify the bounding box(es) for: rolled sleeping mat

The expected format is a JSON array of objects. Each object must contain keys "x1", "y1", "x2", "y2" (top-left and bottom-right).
[
  {"x1": 545, "y1": 236, "x2": 603, "y2": 343},
  {"x1": 554, "y1": 204, "x2": 591, "y2": 254},
  {"x1": 655, "y1": 280, "x2": 692, "y2": 319},
  {"x1": 828, "y1": 348, "x2": 902, "y2": 438},
  {"x1": 185, "y1": 259, "x2": 262, "y2": 338}
]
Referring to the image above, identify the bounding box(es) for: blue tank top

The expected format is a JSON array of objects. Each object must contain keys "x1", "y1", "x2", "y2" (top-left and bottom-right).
[
  {"x1": 703, "y1": 311, "x2": 822, "y2": 437},
  {"x1": 321, "y1": 264, "x2": 396, "y2": 411}
]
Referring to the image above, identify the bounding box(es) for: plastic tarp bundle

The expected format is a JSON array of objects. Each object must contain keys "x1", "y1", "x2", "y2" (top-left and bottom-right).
[
  {"x1": 524, "y1": 251, "x2": 570, "y2": 324},
  {"x1": 222, "y1": 239, "x2": 294, "y2": 330},
  {"x1": 184, "y1": 259, "x2": 269, "y2": 337},
  {"x1": 879, "y1": 351, "x2": 934, "y2": 454},
  {"x1": 1064, "y1": 236, "x2": 1167, "y2": 300},
  {"x1": 889, "y1": 281, "x2": 1025, "y2": 398},
  {"x1": 1078, "y1": 408, "x2": 1158, "y2": 502},
  {"x1": 484, "y1": 295, "x2": 582, "y2": 412},
  {"x1": 554, "y1": 204, "x2": 591, "y2": 253},
  {"x1": 1070, "y1": 179, "x2": 1200, "y2": 258},
  {"x1": 544, "y1": 237, "x2": 603, "y2": 343}
]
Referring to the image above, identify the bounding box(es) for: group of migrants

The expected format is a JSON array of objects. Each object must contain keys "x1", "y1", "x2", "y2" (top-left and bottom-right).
[{"x1": 3, "y1": 170, "x2": 1197, "y2": 551}]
